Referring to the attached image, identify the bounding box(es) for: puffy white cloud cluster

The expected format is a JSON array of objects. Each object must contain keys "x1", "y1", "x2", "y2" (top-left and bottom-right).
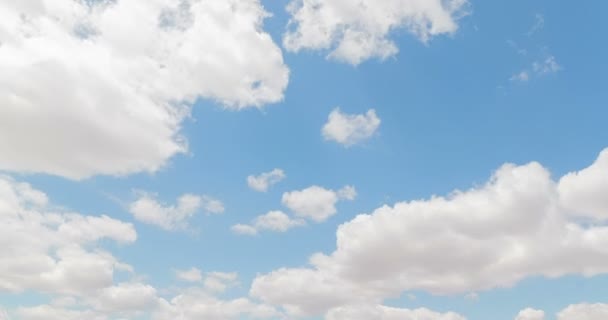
[
  {"x1": 282, "y1": 185, "x2": 357, "y2": 222},
  {"x1": 515, "y1": 308, "x2": 545, "y2": 320},
  {"x1": 232, "y1": 210, "x2": 306, "y2": 236},
  {"x1": 128, "y1": 192, "x2": 224, "y2": 231},
  {"x1": 0, "y1": 0, "x2": 289, "y2": 179},
  {"x1": 233, "y1": 185, "x2": 355, "y2": 235},
  {"x1": 248, "y1": 169, "x2": 286, "y2": 192},
  {"x1": 557, "y1": 303, "x2": 608, "y2": 320},
  {"x1": 251, "y1": 148, "x2": 608, "y2": 316},
  {"x1": 514, "y1": 303, "x2": 608, "y2": 320},
  {"x1": 0, "y1": 175, "x2": 135, "y2": 295},
  {"x1": 284, "y1": 0, "x2": 469, "y2": 64},
  {"x1": 322, "y1": 108, "x2": 381, "y2": 146},
  {"x1": 326, "y1": 305, "x2": 466, "y2": 320}
]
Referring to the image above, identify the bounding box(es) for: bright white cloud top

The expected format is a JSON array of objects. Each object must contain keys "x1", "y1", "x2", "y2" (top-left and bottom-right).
[
  {"x1": 247, "y1": 169, "x2": 286, "y2": 192},
  {"x1": 129, "y1": 192, "x2": 224, "y2": 231},
  {"x1": 515, "y1": 308, "x2": 545, "y2": 320},
  {"x1": 0, "y1": 1, "x2": 605, "y2": 319},
  {"x1": 284, "y1": 0, "x2": 469, "y2": 64},
  {"x1": 322, "y1": 108, "x2": 381, "y2": 146},
  {"x1": 232, "y1": 210, "x2": 306, "y2": 236},
  {"x1": 251, "y1": 148, "x2": 608, "y2": 316},
  {"x1": 282, "y1": 185, "x2": 357, "y2": 222},
  {"x1": 0, "y1": 0, "x2": 289, "y2": 179}
]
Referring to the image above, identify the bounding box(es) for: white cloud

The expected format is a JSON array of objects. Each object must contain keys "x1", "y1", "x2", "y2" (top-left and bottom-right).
[
  {"x1": 252, "y1": 148, "x2": 608, "y2": 316},
  {"x1": 559, "y1": 149, "x2": 608, "y2": 220},
  {"x1": 232, "y1": 211, "x2": 306, "y2": 236},
  {"x1": 337, "y1": 185, "x2": 358, "y2": 201},
  {"x1": 322, "y1": 109, "x2": 381, "y2": 146},
  {"x1": 515, "y1": 308, "x2": 545, "y2": 320},
  {"x1": 0, "y1": 0, "x2": 289, "y2": 179},
  {"x1": 282, "y1": 185, "x2": 356, "y2": 222},
  {"x1": 533, "y1": 56, "x2": 561, "y2": 75},
  {"x1": 16, "y1": 305, "x2": 106, "y2": 320},
  {"x1": 512, "y1": 55, "x2": 561, "y2": 83},
  {"x1": 89, "y1": 282, "x2": 159, "y2": 313},
  {"x1": 0, "y1": 308, "x2": 8, "y2": 320},
  {"x1": 247, "y1": 169, "x2": 286, "y2": 192},
  {"x1": 128, "y1": 192, "x2": 223, "y2": 231},
  {"x1": 153, "y1": 289, "x2": 281, "y2": 320},
  {"x1": 558, "y1": 303, "x2": 608, "y2": 320},
  {"x1": 203, "y1": 272, "x2": 239, "y2": 294},
  {"x1": 511, "y1": 71, "x2": 530, "y2": 82},
  {"x1": 231, "y1": 224, "x2": 259, "y2": 236},
  {"x1": 283, "y1": 0, "x2": 469, "y2": 64},
  {"x1": 0, "y1": 175, "x2": 136, "y2": 296},
  {"x1": 176, "y1": 267, "x2": 203, "y2": 283},
  {"x1": 527, "y1": 14, "x2": 545, "y2": 36},
  {"x1": 326, "y1": 305, "x2": 466, "y2": 320}
]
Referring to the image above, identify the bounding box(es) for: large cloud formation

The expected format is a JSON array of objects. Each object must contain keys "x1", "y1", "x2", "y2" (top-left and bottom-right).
[
  {"x1": 251, "y1": 148, "x2": 608, "y2": 316},
  {"x1": 0, "y1": 0, "x2": 289, "y2": 179},
  {"x1": 283, "y1": 0, "x2": 469, "y2": 64}
]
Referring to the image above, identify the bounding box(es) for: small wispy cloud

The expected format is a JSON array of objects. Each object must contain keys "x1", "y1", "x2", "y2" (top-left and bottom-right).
[{"x1": 527, "y1": 14, "x2": 545, "y2": 36}]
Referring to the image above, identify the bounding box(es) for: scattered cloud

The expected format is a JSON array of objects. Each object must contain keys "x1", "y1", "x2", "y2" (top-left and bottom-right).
[
  {"x1": 533, "y1": 56, "x2": 562, "y2": 75},
  {"x1": 510, "y1": 71, "x2": 529, "y2": 82},
  {"x1": 0, "y1": 0, "x2": 289, "y2": 179},
  {"x1": 251, "y1": 148, "x2": 608, "y2": 316},
  {"x1": 527, "y1": 14, "x2": 545, "y2": 36},
  {"x1": 154, "y1": 288, "x2": 281, "y2": 320},
  {"x1": 232, "y1": 211, "x2": 305, "y2": 236},
  {"x1": 322, "y1": 109, "x2": 381, "y2": 146},
  {"x1": 515, "y1": 308, "x2": 545, "y2": 320},
  {"x1": 128, "y1": 192, "x2": 223, "y2": 231},
  {"x1": 283, "y1": 0, "x2": 470, "y2": 64},
  {"x1": 247, "y1": 169, "x2": 286, "y2": 192},
  {"x1": 0, "y1": 175, "x2": 136, "y2": 296},
  {"x1": 231, "y1": 224, "x2": 259, "y2": 236},
  {"x1": 558, "y1": 303, "x2": 608, "y2": 320},
  {"x1": 282, "y1": 185, "x2": 356, "y2": 222},
  {"x1": 515, "y1": 303, "x2": 608, "y2": 320},
  {"x1": 203, "y1": 272, "x2": 239, "y2": 294},
  {"x1": 176, "y1": 268, "x2": 203, "y2": 283},
  {"x1": 511, "y1": 55, "x2": 561, "y2": 83},
  {"x1": 326, "y1": 305, "x2": 466, "y2": 320}
]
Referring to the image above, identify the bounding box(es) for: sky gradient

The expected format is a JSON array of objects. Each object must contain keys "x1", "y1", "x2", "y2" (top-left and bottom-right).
[{"x1": 1, "y1": 0, "x2": 607, "y2": 319}]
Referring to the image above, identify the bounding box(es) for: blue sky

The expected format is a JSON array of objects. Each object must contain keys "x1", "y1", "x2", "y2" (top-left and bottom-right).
[{"x1": 1, "y1": 0, "x2": 607, "y2": 319}]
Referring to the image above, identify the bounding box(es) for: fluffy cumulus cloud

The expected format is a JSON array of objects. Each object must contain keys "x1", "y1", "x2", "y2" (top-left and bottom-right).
[
  {"x1": 558, "y1": 303, "x2": 608, "y2": 320},
  {"x1": 558, "y1": 149, "x2": 608, "y2": 220},
  {"x1": 248, "y1": 169, "x2": 286, "y2": 192},
  {"x1": 175, "y1": 268, "x2": 239, "y2": 293},
  {"x1": 515, "y1": 308, "x2": 545, "y2": 320},
  {"x1": 514, "y1": 303, "x2": 608, "y2": 320},
  {"x1": 326, "y1": 305, "x2": 466, "y2": 320},
  {"x1": 176, "y1": 267, "x2": 204, "y2": 283},
  {"x1": 16, "y1": 305, "x2": 107, "y2": 320},
  {"x1": 154, "y1": 288, "x2": 281, "y2": 320},
  {"x1": 284, "y1": 0, "x2": 469, "y2": 64},
  {"x1": 0, "y1": 174, "x2": 167, "y2": 319},
  {"x1": 0, "y1": 175, "x2": 136, "y2": 296},
  {"x1": 129, "y1": 192, "x2": 223, "y2": 231},
  {"x1": 282, "y1": 185, "x2": 357, "y2": 222},
  {"x1": 232, "y1": 210, "x2": 306, "y2": 236},
  {"x1": 251, "y1": 148, "x2": 608, "y2": 316},
  {"x1": 322, "y1": 108, "x2": 381, "y2": 146},
  {"x1": 0, "y1": 0, "x2": 289, "y2": 179}
]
